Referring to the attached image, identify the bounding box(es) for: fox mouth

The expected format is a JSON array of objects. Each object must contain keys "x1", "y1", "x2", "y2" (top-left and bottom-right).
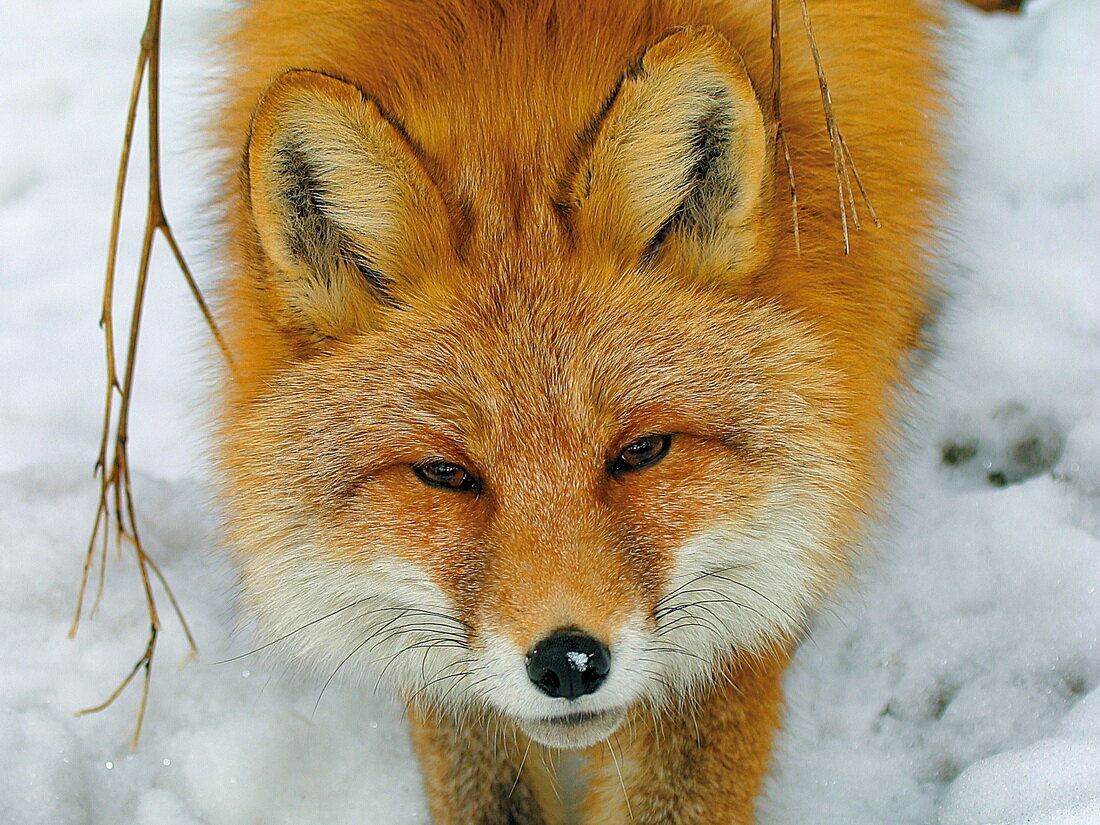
[
  {"x1": 520, "y1": 706, "x2": 625, "y2": 750},
  {"x1": 544, "y1": 708, "x2": 615, "y2": 726}
]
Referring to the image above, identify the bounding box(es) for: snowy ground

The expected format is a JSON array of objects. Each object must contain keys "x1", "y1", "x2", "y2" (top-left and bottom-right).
[{"x1": 1, "y1": 0, "x2": 1098, "y2": 823}]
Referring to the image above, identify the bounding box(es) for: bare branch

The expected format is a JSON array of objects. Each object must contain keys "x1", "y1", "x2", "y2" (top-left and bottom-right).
[
  {"x1": 72, "y1": 0, "x2": 232, "y2": 748},
  {"x1": 795, "y1": 0, "x2": 881, "y2": 253},
  {"x1": 770, "y1": 0, "x2": 802, "y2": 254}
]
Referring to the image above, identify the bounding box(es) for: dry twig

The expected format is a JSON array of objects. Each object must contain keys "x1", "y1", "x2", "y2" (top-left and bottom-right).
[
  {"x1": 769, "y1": 0, "x2": 801, "y2": 254},
  {"x1": 69, "y1": 0, "x2": 233, "y2": 749},
  {"x1": 794, "y1": 0, "x2": 880, "y2": 253},
  {"x1": 768, "y1": 0, "x2": 880, "y2": 254}
]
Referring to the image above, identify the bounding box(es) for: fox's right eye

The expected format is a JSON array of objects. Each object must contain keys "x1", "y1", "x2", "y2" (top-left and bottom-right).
[
  {"x1": 610, "y1": 434, "x2": 672, "y2": 476},
  {"x1": 413, "y1": 460, "x2": 480, "y2": 493}
]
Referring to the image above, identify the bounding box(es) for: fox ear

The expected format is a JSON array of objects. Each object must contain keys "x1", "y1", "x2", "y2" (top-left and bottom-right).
[
  {"x1": 567, "y1": 27, "x2": 772, "y2": 276},
  {"x1": 247, "y1": 70, "x2": 444, "y2": 341}
]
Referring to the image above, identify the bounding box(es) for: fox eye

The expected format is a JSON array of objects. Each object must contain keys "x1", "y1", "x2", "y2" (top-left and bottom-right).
[
  {"x1": 610, "y1": 434, "x2": 672, "y2": 476},
  {"x1": 413, "y1": 459, "x2": 480, "y2": 493}
]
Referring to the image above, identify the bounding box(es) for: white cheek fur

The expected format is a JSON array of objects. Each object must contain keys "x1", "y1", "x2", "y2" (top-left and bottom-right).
[
  {"x1": 650, "y1": 488, "x2": 835, "y2": 695},
  {"x1": 237, "y1": 546, "x2": 475, "y2": 708},
  {"x1": 233, "y1": 484, "x2": 833, "y2": 723}
]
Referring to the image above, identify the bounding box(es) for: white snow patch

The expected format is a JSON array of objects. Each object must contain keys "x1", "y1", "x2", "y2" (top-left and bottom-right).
[{"x1": 566, "y1": 651, "x2": 590, "y2": 671}]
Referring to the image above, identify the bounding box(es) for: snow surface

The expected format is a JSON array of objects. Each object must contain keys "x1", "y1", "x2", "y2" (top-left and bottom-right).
[{"x1": 1, "y1": 0, "x2": 1098, "y2": 823}]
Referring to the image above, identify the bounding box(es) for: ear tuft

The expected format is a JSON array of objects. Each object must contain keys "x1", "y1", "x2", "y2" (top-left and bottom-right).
[
  {"x1": 567, "y1": 28, "x2": 772, "y2": 277},
  {"x1": 247, "y1": 70, "x2": 445, "y2": 341}
]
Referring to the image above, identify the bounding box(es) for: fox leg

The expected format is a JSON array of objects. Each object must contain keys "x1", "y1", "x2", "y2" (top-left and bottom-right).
[
  {"x1": 407, "y1": 705, "x2": 562, "y2": 825},
  {"x1": 581, "y1": 650, "x2": 789, "y2": 825}
]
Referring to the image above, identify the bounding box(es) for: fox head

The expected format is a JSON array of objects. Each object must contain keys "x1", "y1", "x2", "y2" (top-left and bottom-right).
[{"x1": 221, "y1": 27, "x2": 859, "y2": 749}]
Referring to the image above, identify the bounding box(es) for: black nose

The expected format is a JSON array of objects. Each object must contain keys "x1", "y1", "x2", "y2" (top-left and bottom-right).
[{"x1": 526, "y1": 629, "x2": 611, "y2": 700}]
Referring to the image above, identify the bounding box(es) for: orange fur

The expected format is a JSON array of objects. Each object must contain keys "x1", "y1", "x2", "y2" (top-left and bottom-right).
[{"x1": 211, "y1": 1, "x2": 945, "y2": 822}]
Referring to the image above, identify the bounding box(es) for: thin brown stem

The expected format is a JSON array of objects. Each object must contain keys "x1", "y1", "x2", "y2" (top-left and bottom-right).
[
  {"x1": 91, "y1": 505, "x2": 110, "y2": 615},
  {"x1": 75, "y1": 627, "x2": 153, "y2": 716},
  {"x1": 770, "y1": 0, "x2": 801, "y2": 254},
  {"x1": 72, "y1": 0, "x2": 231, "y2": 749},
  {"x1": 840, "y1": 130, "x2": 880, "y2": 227},
  {"x1": 71, "y1": 46, "x2": 150, "y2": 642},
  {"x1": 143, "y1": 545, "x2": 199, "y2": 657},
  {"x1": 161, "y1": 223, "x2": 236, "y2": 369},
  {"x1": 796, "y1": 0, "x2": 879, "y2": 253}
]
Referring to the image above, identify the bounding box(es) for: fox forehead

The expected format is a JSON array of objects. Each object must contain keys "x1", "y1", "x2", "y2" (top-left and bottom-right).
[{"x1": 274, "y1": 268, "x2": 816, "y2": 463}]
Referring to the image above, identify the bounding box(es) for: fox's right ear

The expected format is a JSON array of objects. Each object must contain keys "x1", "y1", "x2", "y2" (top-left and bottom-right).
[{"x1": 246, "y1": 70, "x2": 446, "y2": 342}]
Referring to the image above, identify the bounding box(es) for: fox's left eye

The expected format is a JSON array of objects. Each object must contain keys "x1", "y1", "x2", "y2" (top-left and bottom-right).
[
  {"x1": 413, "y1": 460, "x2": 480, "y2": 493},
  {"x1": 610, "y1": 434, "x2": 672, "y2": 476}
]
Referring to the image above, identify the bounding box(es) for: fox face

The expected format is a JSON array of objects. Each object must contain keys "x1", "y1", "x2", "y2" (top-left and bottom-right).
[{"x1": 220, "y1": 27, "x2": 863, "y2": 750}]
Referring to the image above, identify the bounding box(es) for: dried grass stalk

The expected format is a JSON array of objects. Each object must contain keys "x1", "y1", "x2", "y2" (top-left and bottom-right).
[
  {"x1": 795, "y1": 0, "x2": 880, "y2": 254},
  {"x1": 69, "y1": 0, "x2": 233, "y2": 749},
  {"x1": 769, "y1": 0, "x2": 883, "y2": 254},
  {"x1": 770, "y1": 0, "x2": 802, "y2": 254}
]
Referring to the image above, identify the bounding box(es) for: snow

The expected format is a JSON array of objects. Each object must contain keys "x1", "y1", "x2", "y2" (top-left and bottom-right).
[
  {"x1": 567, "y1": 651, "x2": 591, "y2": 671},
  {"x1": 1, "y1": 0, "x2": 1097, "y2": 823}
]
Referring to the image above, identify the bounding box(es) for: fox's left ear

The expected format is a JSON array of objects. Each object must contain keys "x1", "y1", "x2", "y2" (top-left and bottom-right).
[{"x1": 565, "y1": 27, "x2": 772, "y2": 277}]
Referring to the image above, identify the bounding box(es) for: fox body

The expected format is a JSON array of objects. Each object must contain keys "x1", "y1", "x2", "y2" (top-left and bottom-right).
[{"x1": 212, "y1": 0, "x2": 943, "y2": 821}]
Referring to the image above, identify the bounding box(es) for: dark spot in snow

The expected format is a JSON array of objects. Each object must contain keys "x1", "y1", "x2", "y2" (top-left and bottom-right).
[
  {"x1": 929, "y1": 685, "x2": 957, "y2": 720},
  {"x1": 1058, "y1": 671, "x2": 1088, "y2": 699},
  {"x1": 931, "y1": 759, "x2": 962, "y2": 784},
  {"x1": 941, "y1": 442, "x2": 977, "y2": 466},
  {"x1": 939, "y1": 402, "x2": 1066, "y2": 488}
]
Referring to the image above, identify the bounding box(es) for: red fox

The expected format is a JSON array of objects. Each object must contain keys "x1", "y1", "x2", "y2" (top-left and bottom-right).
[{"x1": 212, "y1": 0, "x2": 947, "y2": 821}]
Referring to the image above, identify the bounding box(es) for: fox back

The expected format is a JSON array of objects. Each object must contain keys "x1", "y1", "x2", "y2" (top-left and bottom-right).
[{"x1": 211, "y1": 1, "x2": 943, "y2": 821}]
